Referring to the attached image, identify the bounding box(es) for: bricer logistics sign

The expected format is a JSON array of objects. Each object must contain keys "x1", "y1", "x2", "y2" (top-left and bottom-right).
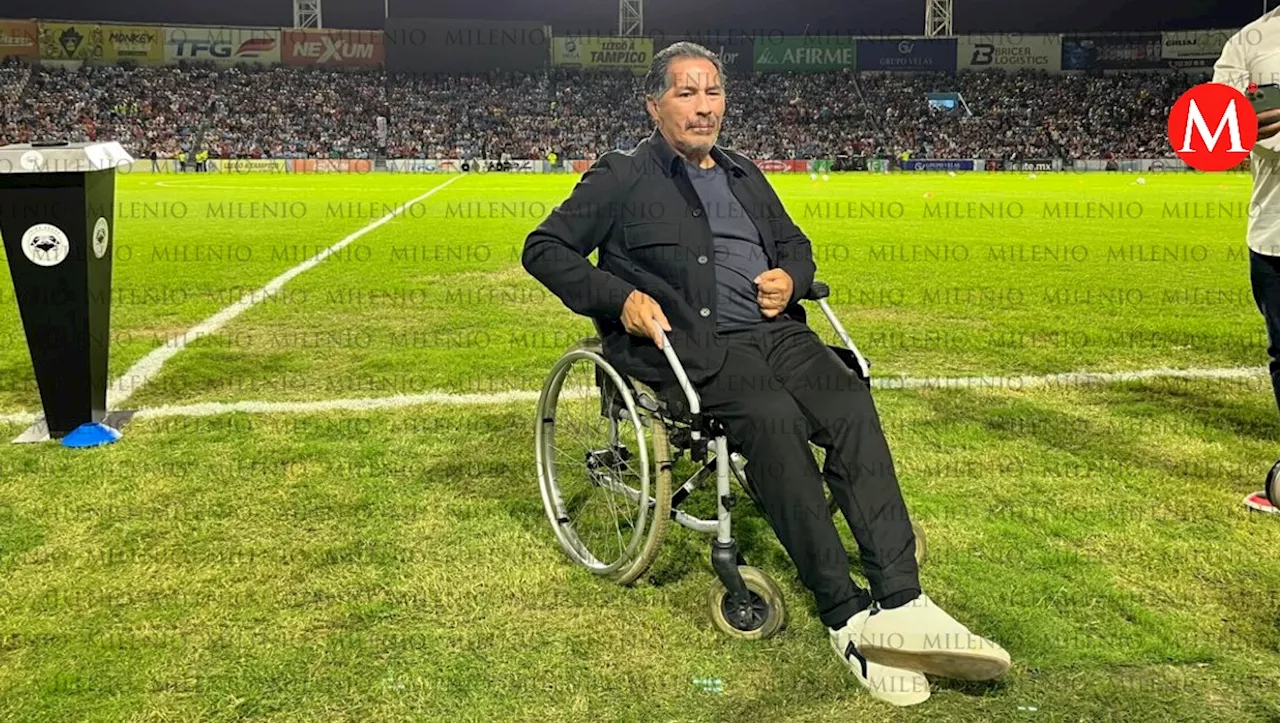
[
  {"x1": 552, "y1": 36, "x2": 652, "y2": 75},
  {"x1": 957, "y1": 34, "x2": 1061, "y2": 72}
]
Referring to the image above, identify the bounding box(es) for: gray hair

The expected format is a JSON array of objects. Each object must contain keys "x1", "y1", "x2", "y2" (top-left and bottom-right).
[{"x1": 643, "y1": 41, "x2": 726, "y2": 100}]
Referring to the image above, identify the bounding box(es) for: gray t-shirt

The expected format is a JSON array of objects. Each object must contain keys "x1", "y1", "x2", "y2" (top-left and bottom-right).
[{"x1": 685, "y1": 161, "x2": 769, "y2": 331}]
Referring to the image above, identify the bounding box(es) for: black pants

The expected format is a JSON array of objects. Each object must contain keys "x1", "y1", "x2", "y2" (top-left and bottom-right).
[
  {"x1": 1252, "y1": 250, "x2": 1280, "y2": 416},
  {"x1": 687, "y1": 317, "x2": 921, "y2": 628}
]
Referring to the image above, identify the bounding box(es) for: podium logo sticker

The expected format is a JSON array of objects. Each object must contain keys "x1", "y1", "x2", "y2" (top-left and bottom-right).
[
  {"x1": 93, "y1": 217, "x2": 110, "y2": 258},
  {"x1": 19, "y1": 150, "x2": 42, "y2": 171},
  {"x1": 21, "y1": 223, "x2": 70, "y2": 267}
]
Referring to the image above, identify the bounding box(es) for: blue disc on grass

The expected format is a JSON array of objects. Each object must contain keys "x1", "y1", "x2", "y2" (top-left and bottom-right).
[{"x1": 61, "y1": 422, "x2": 122, "y2": 448}]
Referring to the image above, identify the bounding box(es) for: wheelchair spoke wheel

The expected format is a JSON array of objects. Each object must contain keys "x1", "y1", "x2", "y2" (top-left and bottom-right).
[{"x1": 536, "y1": 344, "x2": 671, "y2": 583}]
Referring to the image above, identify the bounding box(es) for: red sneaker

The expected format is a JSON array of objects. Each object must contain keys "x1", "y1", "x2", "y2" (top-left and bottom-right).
[{"x1": 1244, "y1": 491, "x2": 1279, "y2": 513}]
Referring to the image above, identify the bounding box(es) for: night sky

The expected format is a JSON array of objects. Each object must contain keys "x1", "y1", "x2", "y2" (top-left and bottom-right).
[{"x1": 1, "y1": 0, "x2": 1266, "y2": 35}]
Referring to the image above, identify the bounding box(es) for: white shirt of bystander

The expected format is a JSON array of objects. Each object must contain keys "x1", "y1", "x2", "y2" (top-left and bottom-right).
[{"x1": 1215, "y1": 8, "x2": 1280, "y2": 255}]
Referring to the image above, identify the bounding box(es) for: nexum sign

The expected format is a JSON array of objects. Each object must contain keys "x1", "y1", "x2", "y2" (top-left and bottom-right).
[
  {"x1": 292, "y1": 37, "x2": 377, "y2": 62},
  {"x1": 281, "y1": 30, "x2": 384, "y2": 65}
]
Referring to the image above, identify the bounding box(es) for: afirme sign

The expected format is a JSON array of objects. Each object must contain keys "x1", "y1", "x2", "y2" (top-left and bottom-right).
[
  {"x1": 752, "y1": 36, "x2": 856, "y2": 71},
  {"x1": 957, "y1": 34, "x2": 1062, "y2": 72}
]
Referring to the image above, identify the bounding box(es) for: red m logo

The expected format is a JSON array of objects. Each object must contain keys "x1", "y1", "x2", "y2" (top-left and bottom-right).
[{"x1": 1168, "y1": 83, "x2": 1258, "y2": 171}]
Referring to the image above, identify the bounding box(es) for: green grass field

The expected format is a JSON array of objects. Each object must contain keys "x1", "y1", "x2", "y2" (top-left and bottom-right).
[{"x1": 2, "y1": 170, "x2": 1280, "y2": 721}]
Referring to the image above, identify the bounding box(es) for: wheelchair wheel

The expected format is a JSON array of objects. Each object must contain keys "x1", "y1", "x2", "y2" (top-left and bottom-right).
[
  {"x1": 536, "y1": 340, "x2": 672, "y2": 585},
  {"x1": 1267, "y1": 459, "x2": 1280, "y2": 509},
  {"x1": 707, "y1": 566, "x2": 787, "y2": 640}
]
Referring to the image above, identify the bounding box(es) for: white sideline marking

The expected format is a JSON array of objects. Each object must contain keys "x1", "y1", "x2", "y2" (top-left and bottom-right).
[
  {"x1": 135, "y1": 389, "x2": 554, "y2": 419},
  {"x1": 871, "y1": 366, "x2": 1269, "y2": 390},
  {"x1": 152, "y1": 181, "x2": 384, "y2": 191},
  {"x1": 0, "y1": 366, "x2": 1267, "y2": 428},
  {"x1": 104, "y1": 175, "x2": 464, "y2": 410}
]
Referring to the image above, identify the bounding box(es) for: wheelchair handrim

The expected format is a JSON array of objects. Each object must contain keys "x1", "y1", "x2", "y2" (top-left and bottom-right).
[{"x1": 536, "y1": 348, "x2": 652, "y2": 576}]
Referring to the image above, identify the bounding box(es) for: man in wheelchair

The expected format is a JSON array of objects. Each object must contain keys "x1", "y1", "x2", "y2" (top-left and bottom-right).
[{"x1": 521, "y1": 42, "x2": 1009, "y2": 706}]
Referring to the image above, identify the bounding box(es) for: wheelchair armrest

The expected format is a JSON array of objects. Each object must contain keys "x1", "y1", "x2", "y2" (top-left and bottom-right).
[
  {"x1": 801, "y1": 281, "x2": 872, "y2": 381},
  {"x1": 656, "y1": 329, "x2": 702, "y2": 419},
  {"x1": 804, "y1": 280, "x2": 830, "y2": 301}
]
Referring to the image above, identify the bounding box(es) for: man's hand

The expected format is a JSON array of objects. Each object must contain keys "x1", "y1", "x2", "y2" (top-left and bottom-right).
[
  {"x1": 1261, "y1": 109, "x2": 1280, "y2": 141},
  {"x1": 754, "y1": 268, "x2": 794, "y2": 318},
  {"x1": 621, "y1": 290, "x2": 672, "y2": 349}
]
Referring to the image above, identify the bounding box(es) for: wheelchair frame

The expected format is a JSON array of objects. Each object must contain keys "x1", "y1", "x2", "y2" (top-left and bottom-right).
[{"x1": 536, "y1": 281, "x2": 920, "y2": 638}]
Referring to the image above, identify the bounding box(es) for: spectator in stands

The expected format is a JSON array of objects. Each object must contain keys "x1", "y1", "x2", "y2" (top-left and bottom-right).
[
  {"x1": 0, "y1": 63, "x2": 382, "y2": 160},
  {"x1": 0, "y1": 59, "x2": 1194, "y2": 164}
]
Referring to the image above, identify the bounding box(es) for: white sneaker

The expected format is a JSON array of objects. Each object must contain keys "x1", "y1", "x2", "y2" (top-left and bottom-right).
[
  {"x1": 829, "y1": 608, "x2": 931, "y2": 707},
  {"x1": 858, "y1": 593, "x2": 1011, "y2": 681}
]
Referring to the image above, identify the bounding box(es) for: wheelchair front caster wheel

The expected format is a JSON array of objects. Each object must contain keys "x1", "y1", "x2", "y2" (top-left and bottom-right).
[
  {"x1": 1266, "y1": 460, "x2": 1280, "y2": 509},
  {"x1": 707, "y1": 566, "x2": 787, "y2": 640}
]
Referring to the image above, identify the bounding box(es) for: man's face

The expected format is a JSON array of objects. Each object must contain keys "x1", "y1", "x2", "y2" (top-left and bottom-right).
[{"x1": 647, "y1": 57, "x2": 724, "y2": 156}]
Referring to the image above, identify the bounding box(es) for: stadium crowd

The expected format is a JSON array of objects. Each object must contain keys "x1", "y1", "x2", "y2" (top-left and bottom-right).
[
  {"x1": 1, "y1": 61, "x2": 385, "y2": 160},
  {"x1": 0, "y1": 58, "x2": 1192, "y2": 162}
]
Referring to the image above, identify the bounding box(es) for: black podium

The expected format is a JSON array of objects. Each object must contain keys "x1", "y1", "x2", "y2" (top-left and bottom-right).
[{"x1": 0, "y1": 141, "x2": 134, "y2": 443}]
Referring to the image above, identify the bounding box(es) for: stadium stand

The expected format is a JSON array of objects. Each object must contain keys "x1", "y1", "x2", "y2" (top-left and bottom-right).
[{"x1": 0, "y1": 61, "x2": 1191, "y2": 162}]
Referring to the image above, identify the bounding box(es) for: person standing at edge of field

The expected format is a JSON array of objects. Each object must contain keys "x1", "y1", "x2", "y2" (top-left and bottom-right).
[
  {"x1": 1214, "y1": 10, "x2": 1280, "y2": 513},
  {"x1": 521, "y1": 41, "x2": 1011, "y2": 707}
]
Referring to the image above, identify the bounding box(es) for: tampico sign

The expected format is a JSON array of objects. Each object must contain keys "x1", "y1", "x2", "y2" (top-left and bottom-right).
[{"x1": 552, "y1": 36, "x2": 652, "y2": 75}]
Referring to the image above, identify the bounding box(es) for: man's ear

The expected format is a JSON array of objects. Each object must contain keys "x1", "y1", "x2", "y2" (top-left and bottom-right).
[{"x1": 645, "y1": 96, "x2": 659, "y2": 126}]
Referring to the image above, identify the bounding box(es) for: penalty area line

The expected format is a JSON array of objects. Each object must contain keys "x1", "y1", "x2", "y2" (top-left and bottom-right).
[{"x1": 103, "y1": 174, "x2": 465, "y2": 411}]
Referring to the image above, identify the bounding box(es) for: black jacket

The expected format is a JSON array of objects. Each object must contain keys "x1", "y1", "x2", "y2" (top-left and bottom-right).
[{"x1": 522, "y1": 129, "x2": 817, "y2": 386}]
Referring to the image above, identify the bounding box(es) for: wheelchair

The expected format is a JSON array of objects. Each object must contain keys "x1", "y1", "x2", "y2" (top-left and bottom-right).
[{"x1": 534, "y1": 281, "x2": 927, "y2": 639}]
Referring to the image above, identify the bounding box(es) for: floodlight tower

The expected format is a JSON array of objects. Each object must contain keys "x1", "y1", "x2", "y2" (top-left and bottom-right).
[
  {"x1": 619, "y1": 0, "x2": 643, "y2": 36},
  {"x1": 925, "y1": 0, "x2": 953, "y2": 37},
  {"x1": 294, "y1": 0, "x2": 323, "y2": 28}
]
